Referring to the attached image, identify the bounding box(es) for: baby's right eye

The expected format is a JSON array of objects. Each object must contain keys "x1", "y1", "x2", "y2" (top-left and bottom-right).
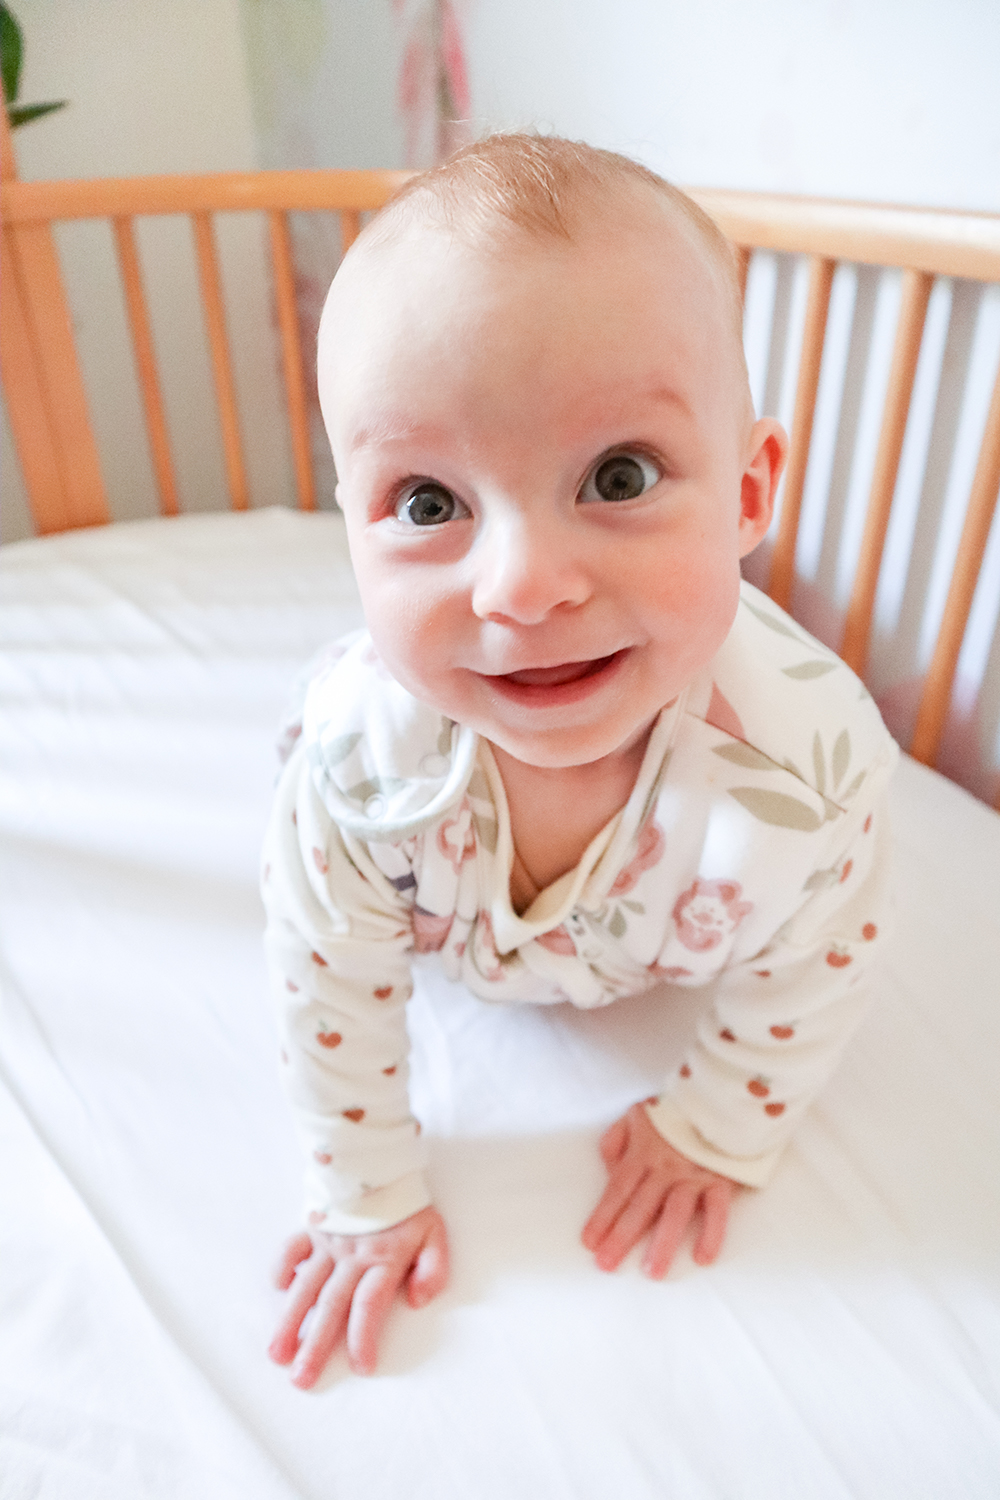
[{"x1": 395, "y1": 482, "x2": 469, "y2": 526}]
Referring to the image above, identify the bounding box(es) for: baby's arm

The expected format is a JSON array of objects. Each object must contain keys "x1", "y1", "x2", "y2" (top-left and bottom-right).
[
  {"x1": 263, "y1": 744, "x2": 440, "y2": 1377},
  {"x1": 582, "y1": 1103, "x2": 737, "y2": 1277},
  {"x1": 584, "y1": 776, "x2": 893, "y2": 1274},
  {"x1": 269, "y1": 1206, "x2": 448, "y2": 1382}
]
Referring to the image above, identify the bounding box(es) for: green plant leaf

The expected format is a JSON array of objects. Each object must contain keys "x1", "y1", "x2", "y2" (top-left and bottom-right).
[
  {"x1": 711, "y1": 741, "x2": 777, "y2": 771},
  {"x1": 9, "y1": 99, "x2": 65, "y2": 126},
  {"x1": 783, "y1": 660, "x2": 837, "y2": 679},
  {"x1": 728, "y1": 787, "x2": 824, "y2": 831},
  {"x1": 1, "y1": 3, "x2": 22, "y2": 105}
]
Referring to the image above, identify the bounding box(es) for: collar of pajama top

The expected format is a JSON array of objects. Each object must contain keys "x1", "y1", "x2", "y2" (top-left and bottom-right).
[{"x1": 301, "y1": 582, "x2": 897, "y2": 984}]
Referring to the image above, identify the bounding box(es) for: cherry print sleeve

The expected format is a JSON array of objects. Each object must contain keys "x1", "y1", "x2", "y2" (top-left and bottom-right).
[
  {"x1": 261, "y1": 741, "x2": 430, "y2": 1235},
  {"x1": 646, "y1": 778, "x2": 894, "y2": 1188}
]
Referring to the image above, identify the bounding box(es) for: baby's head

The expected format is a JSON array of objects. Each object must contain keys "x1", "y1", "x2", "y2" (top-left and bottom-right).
[{"x1": 318, "y1": 134, "x2": 787, "y2": 771}]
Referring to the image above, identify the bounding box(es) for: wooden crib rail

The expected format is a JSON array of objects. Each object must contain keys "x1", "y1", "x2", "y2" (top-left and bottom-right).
[
  {"x1": 2, "y1": 131, "x2": 998, "y2": 801},
  {"x1": 690, "y1": 189, "x2": 1000, "y2": 797}
]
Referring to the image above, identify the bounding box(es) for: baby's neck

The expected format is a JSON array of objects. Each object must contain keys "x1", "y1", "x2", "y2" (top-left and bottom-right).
[{"x1": 490, "y1": 734, "x2": 651, "y2": 914}]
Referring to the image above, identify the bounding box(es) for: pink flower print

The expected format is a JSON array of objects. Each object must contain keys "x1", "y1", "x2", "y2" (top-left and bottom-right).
[
  {"x1": 412, "y1": 905, "x2": 453, "y2": 953},
  {"x1": 672, "y1": 878, "x2": 753, "y2": 953},
  {"x1": 647, "y1": 960, "x2": 693, "y2": 981},
  {"x1": 536, "y1": 924, "x2": 576, "y2": 956},
  {"x1": 437, "y1": 800, "x2": 476, "y2": 873},
  {"x1": 609, "y1": 818, "x2": 666, "y2": 897}
]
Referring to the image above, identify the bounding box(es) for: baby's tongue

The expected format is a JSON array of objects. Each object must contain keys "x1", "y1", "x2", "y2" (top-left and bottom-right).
[{"x1": 505, "y1": 660, "x2": 596, "y2": 687}]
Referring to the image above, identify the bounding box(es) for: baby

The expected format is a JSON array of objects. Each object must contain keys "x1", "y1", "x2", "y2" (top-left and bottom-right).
[{"x1": 262, "y1": 134, "x2": 897, "y2": 1386}]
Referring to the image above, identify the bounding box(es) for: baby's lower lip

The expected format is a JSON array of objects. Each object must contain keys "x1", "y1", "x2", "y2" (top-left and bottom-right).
[
  {"x1": 502, "y1": 657, "x2": 612, "y2": 687},
  {"x1": 482, "y1": 650, "x2": 627, "y2": 701}
]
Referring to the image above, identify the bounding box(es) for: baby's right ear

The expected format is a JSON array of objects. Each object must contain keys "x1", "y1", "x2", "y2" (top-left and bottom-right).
[{"x1": 738, "y1": 417, "x2": 788, "y2": 558}]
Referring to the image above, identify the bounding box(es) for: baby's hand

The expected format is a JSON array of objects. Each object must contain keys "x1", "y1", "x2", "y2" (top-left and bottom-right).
[
  {"x1": 582, "y1": 1102, "x2": 737, "y2": 1278},
  {"x1": 268, "y1": 1205, "x2": 448, "y2": 1385}
]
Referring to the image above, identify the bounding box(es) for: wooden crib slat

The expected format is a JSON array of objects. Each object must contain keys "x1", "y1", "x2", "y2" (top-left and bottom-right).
[
  {"x1": 268, "y1": 211, "x2": 316, "y2": 512},
  {"x1": 768, "y1": 256, "x2": 836, "y2": 610},
  {"x1": 735, "y1": 245, "x2": 751, "y2": 306},
  {"x1": 910, "y1": 354, "x2": 1000, "y2": 788},
  {"x1": 340, "y1": 210, "x2": 361, "y2": 255},
  {"x1": 113, "y1": 217, "x2": 180, "y2": 517},
  {"x1": 0, "y1": 228, "x2": 69, "y2": 527},
  {"x1": 3, "y1": 221, "x2": 109, "y2": 531},
  {"x1": 840, "y1": 268, "x2": 934, "y2": 675},
  {"x1": 191, "y1": 212, "x2": 249, "y2": 511}
]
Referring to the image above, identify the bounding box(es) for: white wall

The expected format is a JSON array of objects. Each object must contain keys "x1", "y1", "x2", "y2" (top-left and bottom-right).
[{"x1": 464, "y1": 0, "x2": 1000, "y2": 210}]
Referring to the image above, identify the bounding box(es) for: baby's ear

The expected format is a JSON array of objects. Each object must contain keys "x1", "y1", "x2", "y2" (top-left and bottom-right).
[{"x1": 738, "y1": 418, "x2": 788, "y2": 557}]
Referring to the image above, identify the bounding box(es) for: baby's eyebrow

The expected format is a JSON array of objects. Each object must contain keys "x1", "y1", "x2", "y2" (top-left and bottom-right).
[
  {"x1": 645, "y1": 384, "x2": 693, "y2": 420},
  {"x1": 349, "y1": 415, "x2": 452, "y2": 452}
]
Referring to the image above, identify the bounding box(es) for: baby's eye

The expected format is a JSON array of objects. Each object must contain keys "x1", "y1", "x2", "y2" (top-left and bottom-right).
[
  {"x1": 579, "y1": 451, "x2": 661, "y2": 504},
  {"x1": 395, "y1": 482, "x2": 469, "y2": 526}
]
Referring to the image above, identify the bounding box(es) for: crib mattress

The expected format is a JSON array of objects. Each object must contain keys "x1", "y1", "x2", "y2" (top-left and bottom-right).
[{"x1": 1, "y1": 508, "x2": 999, "y2": 1500}]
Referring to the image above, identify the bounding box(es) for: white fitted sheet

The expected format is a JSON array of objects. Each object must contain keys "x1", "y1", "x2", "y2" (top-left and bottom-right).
[{"x1": 1, "y1": 508, "x2": 999, "y2": 1500}]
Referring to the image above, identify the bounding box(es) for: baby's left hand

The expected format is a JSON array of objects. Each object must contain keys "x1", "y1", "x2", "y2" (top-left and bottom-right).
[{"x1": 582, "y1": 1102, "x2": 738, "y2": 1278}]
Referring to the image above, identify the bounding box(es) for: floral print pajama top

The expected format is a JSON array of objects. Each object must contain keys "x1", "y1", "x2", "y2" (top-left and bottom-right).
[{"x1": 262, "y1": 582, "x2": 898, "y2": 1235}]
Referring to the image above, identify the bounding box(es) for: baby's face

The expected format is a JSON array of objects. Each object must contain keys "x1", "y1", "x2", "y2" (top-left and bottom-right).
[{"x1": 320, "y1": 203, "x2": 780, "y2": 770}]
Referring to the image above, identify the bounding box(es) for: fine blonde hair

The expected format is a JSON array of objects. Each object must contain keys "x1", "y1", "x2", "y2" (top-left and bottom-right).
[{"x1": 362, "y1": 133, "x2": 745, "y2": 344}]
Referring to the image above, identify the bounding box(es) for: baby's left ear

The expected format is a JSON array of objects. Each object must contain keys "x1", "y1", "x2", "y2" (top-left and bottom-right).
[{"x1": 738, "y1": 418, "x2": 789, "y2": 557}]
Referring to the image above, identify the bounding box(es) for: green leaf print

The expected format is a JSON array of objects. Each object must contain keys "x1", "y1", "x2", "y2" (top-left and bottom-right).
[
  {"x1": 832, "y1": 729, "x2": 851, "y2": 789},
  {"x1": 712, "y1": 742, "x2": 777, "y2": 771},
  {"x1": 812, "y1": 733, "x2": 826, "y2": 795},
  {"x1": 437, "y1": 719, "x2": 455, "y2": 756},
  {"x1": 467, "y1": 767, "x2": 492, "y2": 802},
  {"x1": 804, "y1": 867, "x2": 838, "y2": 892},
  {"x1": 622, "y1": 899, "x2": 645, "y2": 914},
  {"x1": 728, "y1": 787, "x2": 824, "y2": 831},
  {"x1": 346, "y1": 775, "x2": 408, "y2": 805},
  {"x1": 842, "y1": 770, "x2": 866, "y2": 801},
  {"x1": 608, "y1": 908, "x2": 627, "y2": 939},
  {"x1": 472, "y1": 811, "x2": 498, "y2": 854},
  {"x1": 742, "y1": 597, "x2": 811, "y2": 644},
  {"x1": 782, "y1": 660, "x2": 838, "y2": 680},
  {"x1": 324, "y1": 732, "x2": 362, "y2": 767}
]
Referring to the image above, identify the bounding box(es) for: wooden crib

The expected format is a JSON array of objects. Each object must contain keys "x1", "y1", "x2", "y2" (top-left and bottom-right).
[
  {"x1": 4, "y1": 116, "x2": 998, "y2": 804},
  {"x1": 2, "y1": 111, "x2": 1000, "y2": 1500}
]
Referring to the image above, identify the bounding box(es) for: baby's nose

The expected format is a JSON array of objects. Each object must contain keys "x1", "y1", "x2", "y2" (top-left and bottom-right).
[{"x1": 471, "y1": 514, "x2": 591, "y2": 624}]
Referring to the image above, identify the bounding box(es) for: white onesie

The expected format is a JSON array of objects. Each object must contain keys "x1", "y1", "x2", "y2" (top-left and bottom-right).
[{"x1": 262, "y1": 582, "x2": 898, "y2": 1234}]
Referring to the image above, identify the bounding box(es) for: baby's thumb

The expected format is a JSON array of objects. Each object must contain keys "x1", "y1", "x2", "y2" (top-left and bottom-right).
[{"x1": 407, "y1": 1227, "x2": 449, "y2": 1308}]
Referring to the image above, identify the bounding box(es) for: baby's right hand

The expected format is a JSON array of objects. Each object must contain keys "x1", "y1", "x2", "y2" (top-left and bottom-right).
[{"x1": 268, "y1": 1205, "x2": 449, "y2": 1384}]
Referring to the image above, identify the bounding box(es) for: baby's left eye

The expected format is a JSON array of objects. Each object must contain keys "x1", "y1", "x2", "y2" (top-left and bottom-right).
[{"x1": 579, "y1": 451, "x2": 661, "y2": 504}]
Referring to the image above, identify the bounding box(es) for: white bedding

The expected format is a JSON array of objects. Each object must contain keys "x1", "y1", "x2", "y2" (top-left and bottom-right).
[{"x1": 2, "y1": 508, "x2": 999, "y2": 1500}]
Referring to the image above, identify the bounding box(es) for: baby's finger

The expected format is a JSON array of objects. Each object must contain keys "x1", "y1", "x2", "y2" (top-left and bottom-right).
[
  {"x1": 599, "y1": 1116, "x2": 629, "y2": 1167},
  {"x1": 346, "y1": 1262, "x2": 403, "y2": 1376},
  {"x1": 407, "y1": 1224, "x2": 450, "y2": 1309},
  {"x1": 581, "y1": 1158, "x2": 645, "y2": 1251},
  {"x1": 273, "y1": 1231, "x2": 314, "y2": 1290},
  {"x1": 592, "y1": 1172, "x2": 668, "y2": 1272},
  {"x1": 291, "y1": 1262, "x2": 362, "y2": 1388},
  {"x1": 692, "y1": 1182, "x2": 733, "y2": 1266},
  {"x1": 269, "y1": 1245, "x2": 335, "y2": 1366},
  {"x1": 642, "y1": 1181, "x2": 701, "y2": 1280}
]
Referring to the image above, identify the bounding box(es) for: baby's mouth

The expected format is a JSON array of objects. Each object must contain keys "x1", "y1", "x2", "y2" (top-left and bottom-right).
[{"x1": 496, "y1": 652, "x2": 622, "y2": 687}]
